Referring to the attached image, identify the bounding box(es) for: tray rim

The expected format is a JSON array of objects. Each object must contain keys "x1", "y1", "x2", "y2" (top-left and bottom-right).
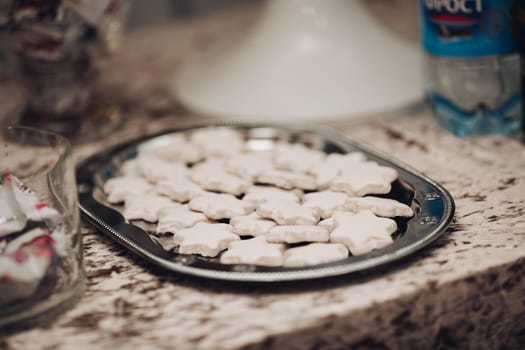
[{"x1": 76, "y1": 121, "x2": 455, "y2": 282}]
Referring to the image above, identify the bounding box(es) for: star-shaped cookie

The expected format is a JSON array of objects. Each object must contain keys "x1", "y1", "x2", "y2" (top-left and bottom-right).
[
  {"x1": 330, "y1": 161, "x2": 398, "y2": 196},
  {"x1": 151, "y1": 135, "x2": 204, "y2": 164},
  {"x1": 226, "y1": 151, "x2": 274, "y2": 180},
  {"x1": 230, "y1": 212, "x2": 276, "y2": 236},
  {"x1": 173, "y1": 222, "x2": 240, "y2": 257},
  {"x1": 190, "y1": 127, "x2": 245, "y2": 157},
  {"x1": 189, "y1": 193, "x2": 255, "y2": 220},
  {"x1": 308, "y1": 152, "x2": 367, "y2": 189},
  {"x1": 242, "y1": 185, "x2": 302, "y2": 205},
  {"x1": 155, "y1": 177, "x2": 206, "y2": 203},
  {"x1": 273, "y1": 143, "x2": 325, "y2": 173},
  {"x1": 190, "y1": 158, "x2": 225, "y2": 176},
  {"x1": 190, "y1": 158, "x2": 249, "y2": 196},
  {"x1": 345, "y1": 196, "x2": 413, "y2": 217},
  {"x1": 123, "y1": 193, "x2": 176, "y2": 222},
  {"x1": 156, "y1": 205, "x2": 208, "y2": 234},
  {"x1": 136, "y1": 156, "x2": 189, "y2": 184},
  {"x1": 318, "y1": 217, "x2": 335, "y2": 232},
  {"x1": 266, "y1": 225, "x2": 329, "y2": 244},
  {"x1": 103, "y1": 176, "x2": 152, "y2": 204},
  {"x1": 302, "y1": 191, "x2": 349, "y2": 219},
  {"x1": 257, "y1": 170, "x2": 316, "y2": 190},
  {"x1": 283, "y1": 243, "x2": 349, "y2": 267},
  {"x1": 191, "y1": 171, "x2": 249, "y2": 196},
  {"x1": 120, "y1": 158, "x2": 141, "y2": 176},
  {"x1": 330, "y1": 210, "x2": 397, "y2": 256},
  {"x1": 220, "y1": 236, "x2": 285, "y2": 266},
  {"x1": 257, "y1": 199, "x2": 319, "y2": 225}
]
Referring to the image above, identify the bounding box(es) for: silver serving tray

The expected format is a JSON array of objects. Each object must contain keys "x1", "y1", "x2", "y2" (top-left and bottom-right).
[{"x1": 76, "y1": 122, "x2": 455, "y2": 282}]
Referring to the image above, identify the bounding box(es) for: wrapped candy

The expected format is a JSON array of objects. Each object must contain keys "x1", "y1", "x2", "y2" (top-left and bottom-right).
[
  {"x1": 0, "y1": 174, "x2": 27, "y2": 237},
  {"x1": 8, "y1": 173, "x2": 60, "y2": 223},
  {"x1": 0, "y1": 234, "x2": 55, "y2": 305},
  {"x1": 0, "y1": 173, "x2": 63, "y2": 307}
]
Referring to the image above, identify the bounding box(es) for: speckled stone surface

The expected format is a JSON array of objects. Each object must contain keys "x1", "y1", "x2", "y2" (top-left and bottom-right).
[{"x1": 1, "y1": 4, "x2": 525, "y2": 350}]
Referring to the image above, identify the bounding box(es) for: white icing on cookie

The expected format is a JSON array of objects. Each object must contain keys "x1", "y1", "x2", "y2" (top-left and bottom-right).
[
  {"x1": 266, "y1": 225, "x2": 329, "y2": 243},
  {"x1": 156, "y1": 205, "x2": 208, "y2": 234},
  {"x1": 330, "y1": 161, "x2": 398, "y2": 196},
  {"x1": 152, "y1": 138, "x2": 204, "y2": 164},
  {"x1": 191, "y1": 158, "x2": 225, "y2": 176},
  {"x1": 302, "y1": 191, "x2": 349, "y2": 219},
  {"x1": 103, "y1": 176, "x2": 153, "y2": 204},
  {"x1": 155, "y1": 177, "x2": 205, "y2": 203},
  {"x1": 136, "y1": 156, "x2": 188, "y2": 184},
  {"x1": 190, "y1": 127, "x2": 245, "y2": 157},
  {"x1": 283, "y1": 243, "x2": 349, "y2": 267},
  {"x1": 330, "y1": 210, "x2": 397, "y2": 256},
  {"x1": 273, "y1": 143, "x2": 325, "y2": 173},
  {"x1": 120, "y1": 158, "x2": 141, "y2": 176},
  {"x1": 190, "y1": 170, "x2": 249, "y2": 196},
  {"x1": 123, "y1": 193, "x2": 176, "y2": 222},
  {"x1": 173, "y1": 222, "x2": 239, "y2": 257},
  {"x1": 257, "y1": 170, "x2": 316, "y2": 190},
  {"x1": 189, "y1": 158, "x2": 250, "y2": 196},
  {"x1": 309, "y1": 152, "x2": 367, "y2": 189},
  {"x1": 230, "y1": 212, "x2": 276, "y2": 237},
  {"x1": 257, "y1": 199, "x2": 319, "y2": 225},
  {"x1": 242, "y1": 185, "x2": 302, "y2": 205},
  {"x1": 226, "y1": 151, "x2": 274, "y2": 180},
  {"x1": 345, "y1": 196, "x2": 414, "y2": 217},
  {"x1": 189, "y1": 193, "x2": 255, "y2": 220},
  {"x1": 139, "y1": 133, "x2": 187, "y2": 152},
  {"x1": 113, "y1": 130, "x2": 414, "y2": 265},
  {"x1": 220, "y1": 236, "x2": 285, "y2": 266},
  {"x1": 318, "y1": 217, "x2": 335, "y2": 232}
]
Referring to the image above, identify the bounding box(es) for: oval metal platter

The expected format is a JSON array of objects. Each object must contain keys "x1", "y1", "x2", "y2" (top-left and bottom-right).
[{"x1": 76, "y1": 122, "x2": 455, "y2": 282}]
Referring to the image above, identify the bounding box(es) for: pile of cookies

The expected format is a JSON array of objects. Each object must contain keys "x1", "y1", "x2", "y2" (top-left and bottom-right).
[{"x1": 103, "y1": 127, "x2": 414, "y2": 267}]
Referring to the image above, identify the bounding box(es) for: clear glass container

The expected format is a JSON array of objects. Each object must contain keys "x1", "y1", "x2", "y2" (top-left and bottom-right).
[
  {"x1": 0, "y1": 126, "x2": 85, "y2": 332},
  {"x1": 0, "y1": 1, "x2": 129, "y2": 142}
]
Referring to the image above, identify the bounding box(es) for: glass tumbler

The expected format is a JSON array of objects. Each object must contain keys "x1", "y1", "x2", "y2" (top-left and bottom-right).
[{"x1": 0, "y1": 126, "x2": 85, "y2": 332}]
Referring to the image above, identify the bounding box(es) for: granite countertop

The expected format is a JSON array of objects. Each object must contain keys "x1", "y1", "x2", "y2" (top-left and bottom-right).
[{"x1": 2, "y1": 4, "x2": 525, "y2": 350}]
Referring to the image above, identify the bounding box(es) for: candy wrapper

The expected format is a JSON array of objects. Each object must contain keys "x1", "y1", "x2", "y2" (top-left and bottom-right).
[
  {"x1": 0, "y1": 233, "x2": 55, "y2": 305},
  {"x1": 0, "y1": 173, "x2": 65, "y2": 307},
  {"x1": 0, "y1": 174, "x2": 26, "y2": 237},
  {"x1": 8, "y1": 173, "x2": 60, "y2": 224}
]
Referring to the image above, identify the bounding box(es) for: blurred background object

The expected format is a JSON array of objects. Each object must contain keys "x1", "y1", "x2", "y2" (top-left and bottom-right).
[
  {"x1": 0, "y1": 50, "x2": 25, "y2": 126},
  {"x1": 127, "y1": 0, "x2": 249, "y2": 29},
  {"x1": 518, "y1": 0, "x2": 525, "y2": 136},
  {"x1": 419, "y1": 0, "x2": 521, "y2": 137},
  {"x1": 125, "y1": 0, "x2": 419, "y2": 39},
  {"x1": 172, "y1": 0, "x2": 423, "y2": 121},
  {"x1": 1, "y1": 0, "x2": 423, "y2": 129},
  {"x1": 0, "y1": 0, "x2": 129, "y2": 142}
]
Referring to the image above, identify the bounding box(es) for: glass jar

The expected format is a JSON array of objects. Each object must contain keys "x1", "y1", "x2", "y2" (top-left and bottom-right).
[
  {"x1": 0, "y1": 126, "x2": 85, "y2": 332},
  {"x1": 0, "y1": 1, "x2": 129, "y2": 142}
]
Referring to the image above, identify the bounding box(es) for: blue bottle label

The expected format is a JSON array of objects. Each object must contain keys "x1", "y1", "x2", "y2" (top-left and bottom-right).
[{"x1": 420, "y1": 0, "x2": 519, "y2": 57}]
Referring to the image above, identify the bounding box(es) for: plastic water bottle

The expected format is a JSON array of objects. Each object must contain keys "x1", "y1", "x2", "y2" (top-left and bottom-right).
[{"x1": 419, "y1": 0, "x2": 521, "y2": 137}]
